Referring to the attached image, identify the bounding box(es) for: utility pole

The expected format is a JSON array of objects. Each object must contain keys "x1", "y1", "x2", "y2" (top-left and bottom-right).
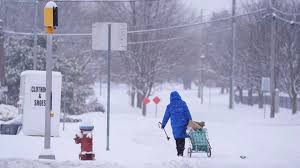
[
  {"x1": 200, "y1": 54, "x2": 205, "y2": 104},
  {"x1": 33, "y1": 0, "x2": 38, "y2": 70},
  {"x1": 130, "y1": 1, "x2": 136, "y2": 107},
  {"x1": 199, "y1": 9, "x2": 204, "y2": 104},
  {"x1": 0, "y1": 0, "x2": 4, "y2": 21},
  {"x1": 3, "y1": 0, "x2": 7, "y2": 28},
  {"x1": 229, "y1": 0, "x2": 236, "y2": 109},
  {"x1": 106, "y1": 24, "x2": 111, "y2": 151},
  {"x1": 0, "y1": 20, "x2": 4, "y2": 86},
  {"x1": 269, "y1": 0, "x2": 276, "y2": 118}
]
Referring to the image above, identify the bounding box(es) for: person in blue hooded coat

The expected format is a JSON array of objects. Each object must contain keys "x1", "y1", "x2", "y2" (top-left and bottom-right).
[{"x1": 161, "y1": 91, "x2": 192, "y2": 156}]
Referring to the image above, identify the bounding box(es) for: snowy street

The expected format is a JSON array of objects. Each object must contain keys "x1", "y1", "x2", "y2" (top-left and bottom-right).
[{"x1": 1, "y1": 85, "x2": 300, "y2": 168}]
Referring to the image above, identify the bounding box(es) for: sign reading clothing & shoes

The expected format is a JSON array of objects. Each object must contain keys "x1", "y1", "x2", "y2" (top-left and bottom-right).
[{"x1": 31, "y1": 85, "x2": 47, "y2": 107}]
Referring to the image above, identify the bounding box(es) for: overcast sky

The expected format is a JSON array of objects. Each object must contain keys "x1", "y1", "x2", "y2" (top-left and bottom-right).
[
  {"x1": 186, "y1": 0, "x2": 248, "y2": 15},
  {"x1": 188, "y1": 0, "x2": 232, "y2": 12}
]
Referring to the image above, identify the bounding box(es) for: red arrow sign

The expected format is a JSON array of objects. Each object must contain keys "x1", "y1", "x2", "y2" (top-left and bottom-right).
[
  {"x1": 153, "y1": 96, "x2": 161, "y2": 104},
  {"x1": 143, "y1": 97, "x2": 150, "y2": 105}
]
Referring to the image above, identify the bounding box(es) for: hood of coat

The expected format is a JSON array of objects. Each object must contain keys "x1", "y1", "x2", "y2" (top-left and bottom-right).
[{"x1": 170, "y1": 91, "x2": 182, "y2": 102}]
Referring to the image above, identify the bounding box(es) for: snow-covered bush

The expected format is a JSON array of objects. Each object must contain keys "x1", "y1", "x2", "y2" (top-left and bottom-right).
[
  {"x1": 0, "y1": 104, "x2": 18, "y2": 121},
  {"x1": 4, "y1": 36, "x2": 46, "y2": 105},
  {"x1": 54, "y1": 37, "x2": 99, "y2": 115},
  {"x1": 4, "y1": 36, "x2": 99, "y2": 115},
  {"x1": 60, "y1": 116, "x2": 82, "y2": 123},
  {"x1": 86, "y1": 98, "x2": 105, "y2": 113}
]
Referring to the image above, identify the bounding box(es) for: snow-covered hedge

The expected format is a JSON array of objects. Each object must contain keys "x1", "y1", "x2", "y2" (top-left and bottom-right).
[
  {"x1": 86, "y1": 98, "x2": 105, "y2": 113},
  {"x1": 0, "y1": 104, "x2": 18, "y2": 121}
]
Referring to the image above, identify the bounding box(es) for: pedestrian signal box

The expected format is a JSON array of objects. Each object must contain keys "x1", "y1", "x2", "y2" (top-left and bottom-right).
[{"x1": 44, "y1": 1, "x2": 58, "y2": 33}]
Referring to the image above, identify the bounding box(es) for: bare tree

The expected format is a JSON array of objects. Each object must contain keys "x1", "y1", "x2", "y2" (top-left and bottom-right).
[{"x1": 121, "y1": 0, "x2": 193, "y2": 116}]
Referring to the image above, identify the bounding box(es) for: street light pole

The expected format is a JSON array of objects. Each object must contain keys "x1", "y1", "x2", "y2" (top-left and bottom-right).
[
  {"x1": 45, "y1": 33, "x2": 53, "y2": 149},
  {"x1": 0, "y1": 20, "x2": 4, "y2": 86},
  {"x1": 269, "y1": 0, "x2": 276, "y2": 118},
  {"x1": 199, "y1": 54, "x2": 205, "y2": 104},
  {"x1": 106, "y1": 24, "x2": 112, "y2": 151},
  {"x1": 199, "y1": 10, "x2": 204, "y2": 104},
  {"x1": 39, "y1": 1, "x2": 57, "y2": 160},
  {"x1": 230, "y1": 0, "x2": 236, "y2": 109}
]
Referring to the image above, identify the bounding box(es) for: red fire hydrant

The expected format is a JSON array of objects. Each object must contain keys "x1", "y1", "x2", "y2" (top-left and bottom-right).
[{"x1": 74, "y1": 125, "x2": 95, "y2": 160}]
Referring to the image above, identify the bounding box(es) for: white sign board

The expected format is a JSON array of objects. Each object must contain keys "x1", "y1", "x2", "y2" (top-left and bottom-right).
[
  {"x1": 261, "y1": 77, "x2": 270, "y2": 92},
  {"x1": 20, "y1": 70, "x2": 62, "y2": 137},
  {"x1": 92, "y1": 22, "x2": 127, "y2": 51}
]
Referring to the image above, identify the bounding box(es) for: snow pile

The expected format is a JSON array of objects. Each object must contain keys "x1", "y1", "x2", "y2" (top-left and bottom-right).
[
  {"x1": 0, "y1": 104, "x2": 18, "y2": 121},
  {"x1": 86, "y1": 98, "x2": 105, "y2": 113},
  {"x1": 4, "y1": 115, "x2": 22, "y2": 125}
]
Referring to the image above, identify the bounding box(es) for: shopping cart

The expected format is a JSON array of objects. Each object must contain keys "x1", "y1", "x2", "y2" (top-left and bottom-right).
[{"x1": 187, "y1": 128, "x2": 212, "y2": 158}]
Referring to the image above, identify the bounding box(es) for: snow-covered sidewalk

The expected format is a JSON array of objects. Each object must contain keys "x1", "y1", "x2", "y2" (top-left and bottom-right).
[{"x1": 0, "y1": 84, "x2": 300, "y2": 168}]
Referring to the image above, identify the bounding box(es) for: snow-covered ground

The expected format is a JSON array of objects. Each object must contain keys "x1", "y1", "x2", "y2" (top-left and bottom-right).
[{"x1": 0, "y1": 84, "x2": 300, "y2": 168}]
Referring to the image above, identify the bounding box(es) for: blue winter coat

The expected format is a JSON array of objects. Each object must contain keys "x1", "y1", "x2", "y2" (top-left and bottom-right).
[{"x1": 161, "y1": 91, "x2": 192, "y2": 139}]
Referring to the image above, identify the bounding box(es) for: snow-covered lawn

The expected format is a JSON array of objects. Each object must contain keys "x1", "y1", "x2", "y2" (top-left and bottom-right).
[{"x1": 0, "y1": 84, "x2": 300, "y2": 168}]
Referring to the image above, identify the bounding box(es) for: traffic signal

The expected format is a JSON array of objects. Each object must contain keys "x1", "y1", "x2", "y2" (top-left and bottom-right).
[{"x1": 44, "y1": 1, "x2": 58, "y2": 33}]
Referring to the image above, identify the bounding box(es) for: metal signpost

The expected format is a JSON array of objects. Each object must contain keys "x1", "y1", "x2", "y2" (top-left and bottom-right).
[
  {"x1": 262, "y1": 77, "x2": 270, "y2": 119},
  {"x1": 63, "y1": 86, "x2": 67, "y2": 131},
  {"x1": 92, "y1": 22, "x2": 127, "y2": 151},
  {"x1": 45, "y1": 33, "x2": 53, "y2": 154},
  {"x1": 107, "y1": 24, "x2": 112, "y2": 151},
  {"x1": 153, "y1": 96, "x2": 160, "y2": 118},
  {"x1": 39, "y1": 1, "x2": 57, "y2": 160}
]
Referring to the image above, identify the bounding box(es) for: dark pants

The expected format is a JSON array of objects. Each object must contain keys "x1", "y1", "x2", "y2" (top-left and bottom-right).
[{"x1": 175, "y1": 138, "x2": 185, "y2": 156}]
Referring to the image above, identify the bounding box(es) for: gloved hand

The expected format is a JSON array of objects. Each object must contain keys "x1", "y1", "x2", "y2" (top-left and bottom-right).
[{"x1": 159, "y1": 122, "x2": 165, "y2": 129}]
